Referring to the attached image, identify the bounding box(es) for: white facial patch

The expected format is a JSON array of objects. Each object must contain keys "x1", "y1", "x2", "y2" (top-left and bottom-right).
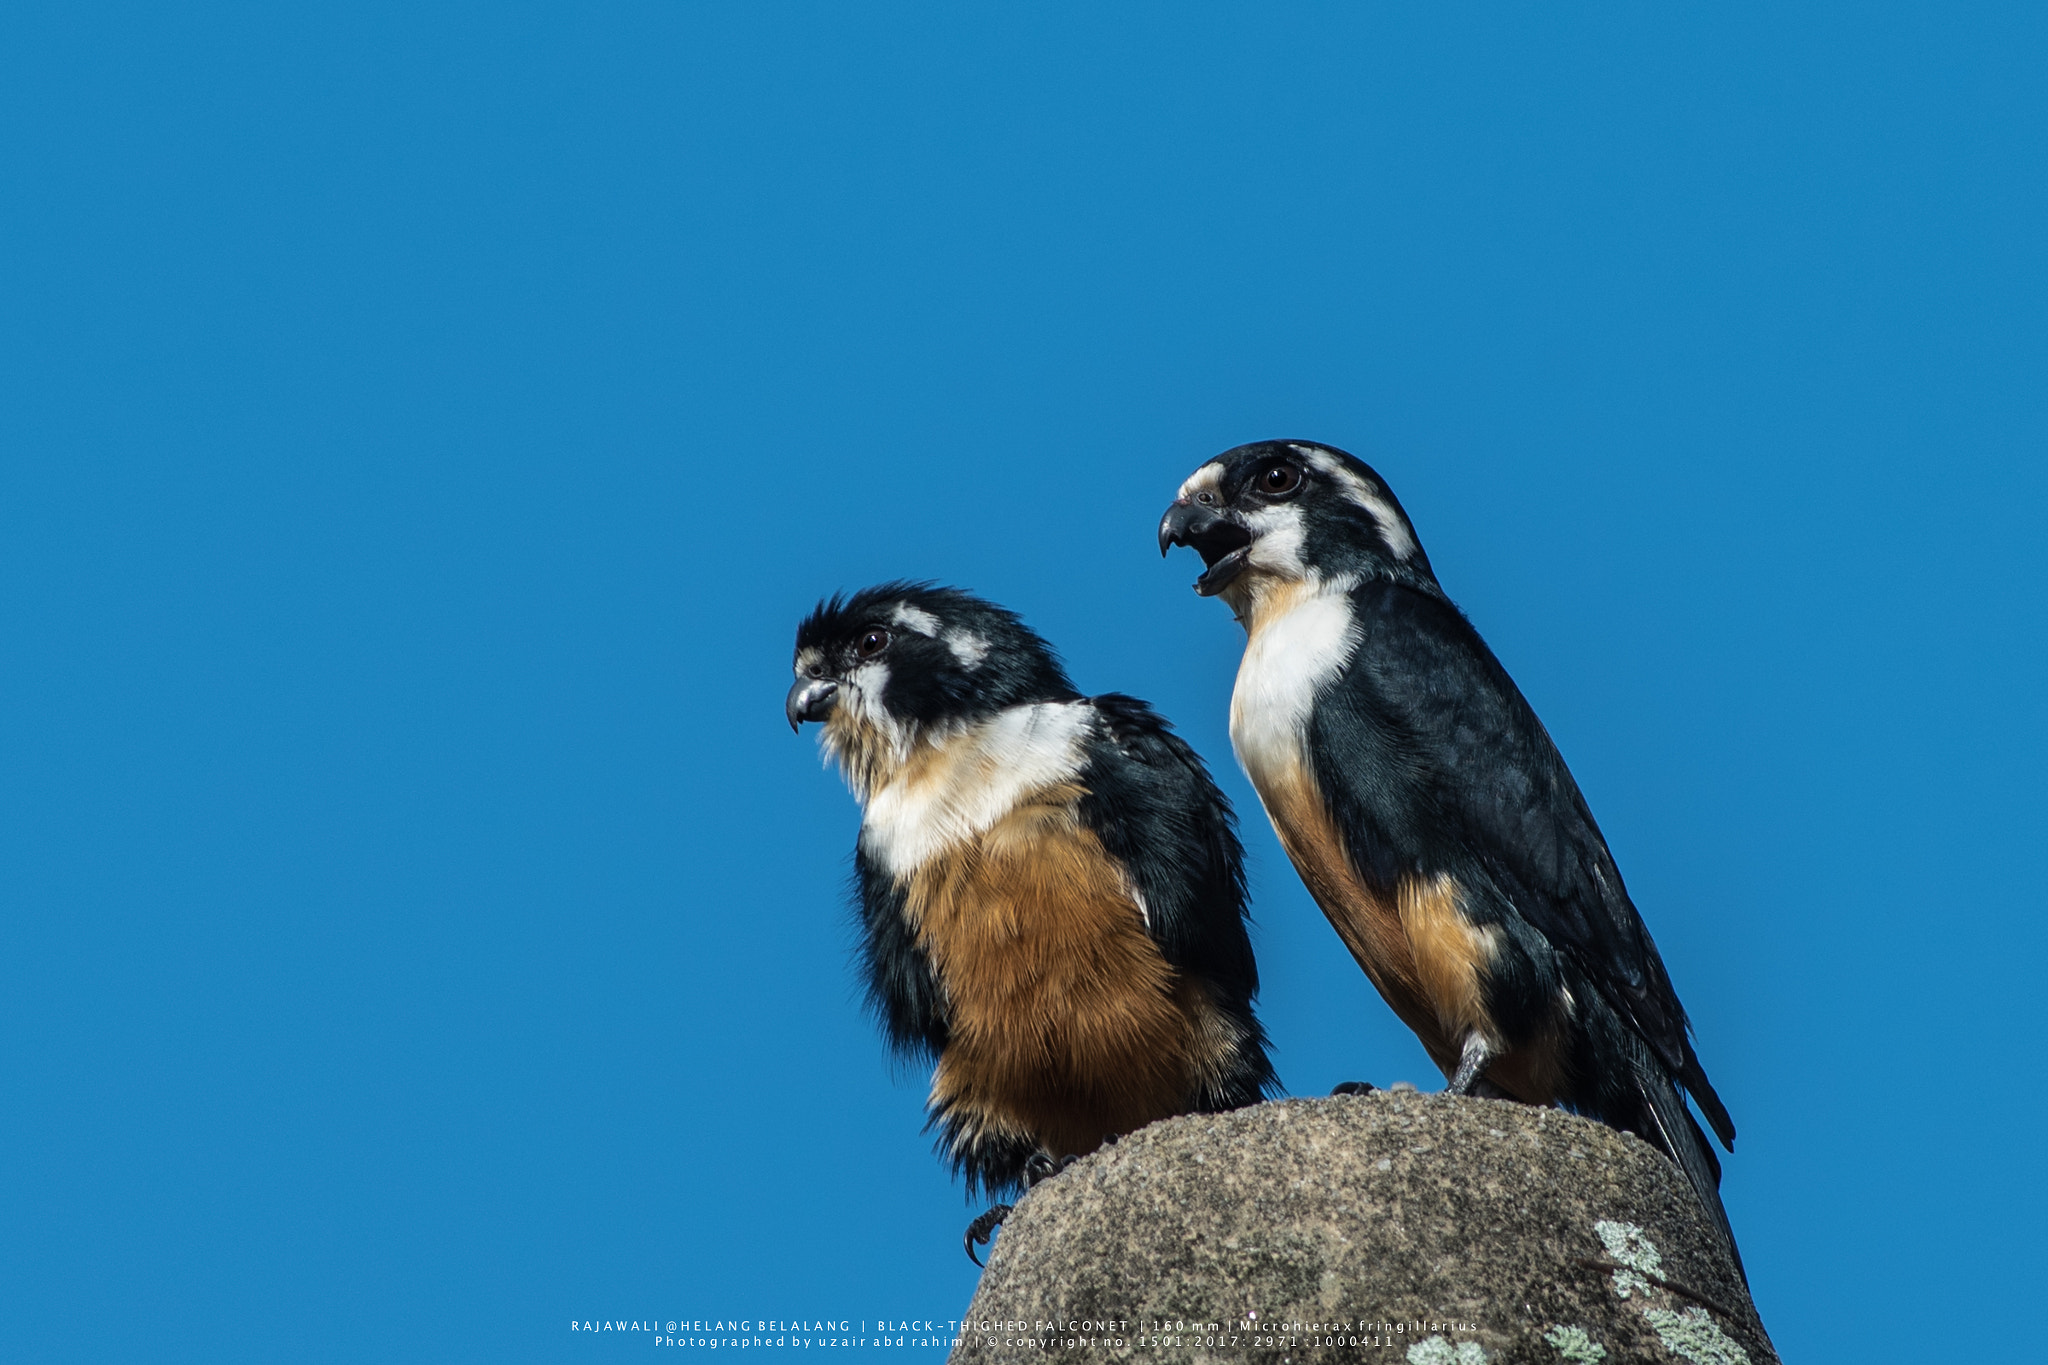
[
  {"x1": 859, "y1": 700, "x2": 1093, "y2": 879},
  {"x1": 1241, "y1": 503, "x2": 1308, "y2": 579},
  {"x1": 943, "y1": 630, "x2": 989, "y2": 670},
  {"x1": 1177, "y1": 462, "x2": 1226, "y2": 502},
  {"x1": 1296, "y1": 444, "x2": 1418, "y2": 562},
  {"x1": 817, "y1": 659, "x2": 915, "y2": 792},
  {"x1": 890, "y1": 603, "x2": 941, "y2": 636},
  {"x1": 1228, "y1": 583, "x2": 1360, "y2": 789}
]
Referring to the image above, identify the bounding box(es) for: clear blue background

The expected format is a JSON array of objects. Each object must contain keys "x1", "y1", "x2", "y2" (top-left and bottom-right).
[{"x1": 2, "y1": 3, "x2": 2042, "y2": 1361}]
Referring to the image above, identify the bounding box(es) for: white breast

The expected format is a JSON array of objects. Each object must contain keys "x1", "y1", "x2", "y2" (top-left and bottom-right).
[
  {"x1": 860, "y1": 700, "x2": 1094, "y2": 879},
  {"x1": 1229, "y1": 583, "x2": 1360, "y2": 789}
]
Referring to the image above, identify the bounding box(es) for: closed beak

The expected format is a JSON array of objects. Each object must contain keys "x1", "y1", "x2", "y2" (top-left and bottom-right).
[{"x1": 786, "y1": 677, "x2": 839, "y2": 731}]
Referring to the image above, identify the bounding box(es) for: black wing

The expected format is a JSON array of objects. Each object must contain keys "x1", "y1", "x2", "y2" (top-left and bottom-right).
[
  {"x1": 1313, "y1": 581, "x2": 1734, "y2": 1147},
  {"x1": 1075, "y1": 693, "x2": 1277, "y2": 1105},
  {"x1": 1077, "y1": 695, "x2": 1256, "y2": 1003},
  {"x1": 851, "y1": 843, "x2": 949, "y2": 1061}
]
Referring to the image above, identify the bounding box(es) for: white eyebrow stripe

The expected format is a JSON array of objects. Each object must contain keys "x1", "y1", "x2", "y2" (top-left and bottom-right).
[
  {"x1": 890, "y1": 603, "x2": 941, "y2": 636},
  {"x1": 944, "y1": 630, "x2": 989, "y2": 669},
  {"x1": 1300, "y1": 447, "x2": 1417, "y2": 562},
  {"x1": 1177, "y1": 462, "x2": 1225, "y2": 501}
]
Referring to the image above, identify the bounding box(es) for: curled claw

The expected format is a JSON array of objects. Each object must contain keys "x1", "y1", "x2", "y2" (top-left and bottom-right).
[
  {"x1": 965, "y1": 1153, "x2": 1080, "y2": 1264},
  {"x1": 964, "y1": 1204, "x2": 1014, "y2": 1267},
  {"x1": 1331, "y1": 1081, "x2": 1377, "y2": 1096},
  {"x1": 1021, "y1": 1153, "x2": 1080, "y2": 1187}
]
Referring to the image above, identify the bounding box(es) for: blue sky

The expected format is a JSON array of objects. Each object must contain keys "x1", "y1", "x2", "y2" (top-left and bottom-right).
[{"x1": 2, "y1": 3, "x2": 2043, "y2": 1361}]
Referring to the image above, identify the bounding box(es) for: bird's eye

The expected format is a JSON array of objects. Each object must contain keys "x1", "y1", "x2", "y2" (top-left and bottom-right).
[
  {"x1": 1259, "y1": 464, "x2": 1302, "y2": 496},
  {"x1": 857, "y1": 629, "x2": 890, "y2": 659}
]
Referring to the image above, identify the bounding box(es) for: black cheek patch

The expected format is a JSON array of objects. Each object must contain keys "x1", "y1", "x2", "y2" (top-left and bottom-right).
[{"x1": 875, "y1": 638, "x2": 973, "y2": 729}]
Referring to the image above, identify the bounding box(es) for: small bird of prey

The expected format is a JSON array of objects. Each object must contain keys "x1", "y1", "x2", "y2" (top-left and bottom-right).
[
  {"x1": 787, "y1": 582, "x2": 1276, "y2": 1260},
  {"x1": 1160, "y1": 441, "x2": 1743, "y2": 1267}
]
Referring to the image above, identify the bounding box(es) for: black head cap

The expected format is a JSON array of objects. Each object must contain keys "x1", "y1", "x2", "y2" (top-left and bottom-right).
[
  {"x1": 1160, "y1": 440, "x2": 1437, "y2": 596},
  {"x1": 789, "y1": 582, "x2": 1078, "y2": 736}
]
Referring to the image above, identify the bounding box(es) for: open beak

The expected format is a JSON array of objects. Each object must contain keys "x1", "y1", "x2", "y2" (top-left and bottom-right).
[
  {"x1": 1158, "y1": 501, "x2": 1255, "y2": 597},
  {"x1": 786, "y1": 677, "x2": 839, "y2": 732}
]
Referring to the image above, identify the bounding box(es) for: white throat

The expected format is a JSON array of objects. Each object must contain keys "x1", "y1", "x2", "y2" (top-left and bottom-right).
[
  {"x1": 1228, "y1": 575, "x2": 1360, "y2": 788},
  {"x1": 858, "y1": 701, "x2": 1093, "y2": 880}
]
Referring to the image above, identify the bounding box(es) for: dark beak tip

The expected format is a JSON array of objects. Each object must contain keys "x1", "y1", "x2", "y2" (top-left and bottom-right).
[
  {"x1": 1158, "y1": 501, "x2": 1192, "y2": 558},
  {"x1": 785, "y1": 679, "x2": 809, "y2": 733},
  {"x1": 786, "y1": 677, "x2": 839, "y2": 731}
]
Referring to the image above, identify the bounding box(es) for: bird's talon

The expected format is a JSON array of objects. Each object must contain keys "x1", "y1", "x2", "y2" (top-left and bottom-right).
[
  {"x1": 1021, "y1": 1152, "x2": 1081, "y2": 1188},
  {"x1": 964, "y1": 1203, "x2": 1014, "y2": 1267}
]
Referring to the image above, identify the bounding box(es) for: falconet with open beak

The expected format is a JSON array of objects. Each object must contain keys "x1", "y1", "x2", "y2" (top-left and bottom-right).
[{"x1": 1159, "y1": 441, "x2": 1743, "y2": 1269}]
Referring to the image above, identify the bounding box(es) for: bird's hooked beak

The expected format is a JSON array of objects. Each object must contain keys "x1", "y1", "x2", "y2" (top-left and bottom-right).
[
  {"x1": 1159, "y1": 500, "x2": 1255, "y2": 597},
  {"x1": 786, "y1": 676, "x2": 839, "y2": 732}
]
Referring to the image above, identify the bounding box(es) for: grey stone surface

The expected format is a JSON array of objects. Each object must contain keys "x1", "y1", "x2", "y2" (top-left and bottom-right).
[{"x1": 953, "y1": 1093, "x2": 1775, "y2": 1365}]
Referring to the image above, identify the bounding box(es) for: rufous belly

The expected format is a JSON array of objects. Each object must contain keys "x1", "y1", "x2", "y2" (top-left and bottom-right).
[{"x1": 900, "y1": 783, "x2": 1234, "y2": 1157}]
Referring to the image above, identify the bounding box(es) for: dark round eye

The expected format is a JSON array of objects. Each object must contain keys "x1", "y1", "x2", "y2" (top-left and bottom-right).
[
  {"x1": 856, "y1": 629, "x2": 890, "y2": 660},
  {"x1": 1259, "y1": 463, "x2": 1302, "y2": 495}
]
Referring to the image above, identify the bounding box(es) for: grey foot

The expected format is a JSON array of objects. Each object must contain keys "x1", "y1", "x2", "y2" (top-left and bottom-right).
[
  {"x1": 1445, "y1": 1035, "x2": 1495, "y2": 1096},
  {"x1": 1022, "y1": 1152, "x2": 1080, "y2": 1188}
]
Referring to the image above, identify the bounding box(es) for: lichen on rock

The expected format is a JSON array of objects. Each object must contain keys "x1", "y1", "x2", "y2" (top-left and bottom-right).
[
  {"x1": 1643, "y1": 1307, "x2": 1752, "y2": 1365},
  {"x1": 1543, "y1": 1325, "x2": 1606, "y2": 1362},
  {"x1": 1593, "y1": 1219, "x2": 1663, "y2": 1298},
  {"x1": 953, "y1": 1093, "x2": 1775, "y2": 1364},
  {"x1": 1585, "y1": 1221, "x2": 1753, "y2": 1365}
]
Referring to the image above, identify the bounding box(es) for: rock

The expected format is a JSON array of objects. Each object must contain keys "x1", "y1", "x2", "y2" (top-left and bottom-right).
[{"x1": 953, "y1": 1093, "x2": 1775, "y2": 1365}]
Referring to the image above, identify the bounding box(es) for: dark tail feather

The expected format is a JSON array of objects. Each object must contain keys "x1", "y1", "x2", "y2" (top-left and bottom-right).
[
  {"x1": 1679, "y1": 1045, "x2": 1737, "y2": 1152},
  {"x1": 1635, "y1": 1049, "x2": 1746, "y2": 1285}
]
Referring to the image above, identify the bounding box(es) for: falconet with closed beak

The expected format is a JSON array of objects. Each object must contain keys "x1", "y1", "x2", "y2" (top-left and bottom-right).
[
  {"x1": 788, "y1": 583, "x2": 1276, "y2": 1262},
  {"x1": 1159, "y1": 441, "x2": 1744, "y2": 1269}
]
